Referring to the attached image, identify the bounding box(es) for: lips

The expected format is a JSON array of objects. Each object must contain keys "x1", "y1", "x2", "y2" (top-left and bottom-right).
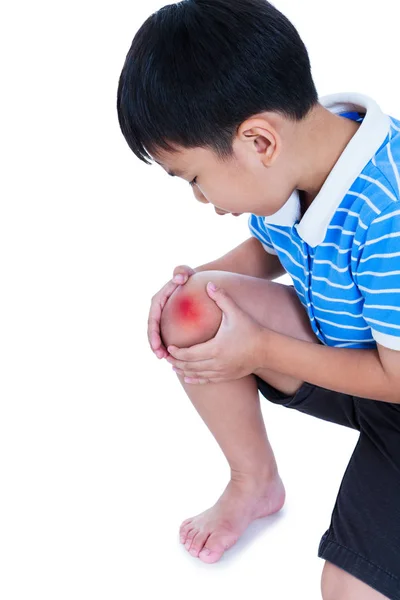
[{"x1": 215, "y1": 209, "x2": 242, "y2": 217}]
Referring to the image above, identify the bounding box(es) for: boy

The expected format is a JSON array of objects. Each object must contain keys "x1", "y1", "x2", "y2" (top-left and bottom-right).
[{"x1": 117, "y1": 1, "x2": 400, "y2": 598}]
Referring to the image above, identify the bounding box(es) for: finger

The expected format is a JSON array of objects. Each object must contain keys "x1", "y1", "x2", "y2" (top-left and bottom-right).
[
  {"x1": 167, "y1": 340, "x2": 216, "y2": 362},
  {"x1": 159, "y1": 279, "x2": 181, "y2": 310},
  {"x1": 172, "y1": 366, "x2": 213, "y2": 378},
  {"x1": 169, "y1": 359, "x2": 215, "y2": 374},
  {"x1": 182, "y1": 377, "x2": 206, "y2": 384},
  {"x1": 174, "y1": 360, "x2": 218, "y2": 377},
  {"x1": 172, "y1": 274, "x2": 187, "y2": 284},
  {"x1": 171, "y1": 367, "x2": 184, "y2": 376},
  {"x1": 172, "y1": 366, "x2": 220, "y2": 381},
  {"x1": 183, "y1": 377, "x2": 216, "y2": 385},
  {"x1": 173, "y1": 265, "x2": 195, "y2": 280},
  {"x1": 206, "y1": 282, "x2": 238, "y2": 315},
  {"x1": 147, "y1": 280, "x2": 180, "y2": 351},
  {"x1": 148, "y1": 315, "x2": 166, "y2": 356},
  {"x1": 148, "y1": 316, "x2": 161, "y2": 346}
]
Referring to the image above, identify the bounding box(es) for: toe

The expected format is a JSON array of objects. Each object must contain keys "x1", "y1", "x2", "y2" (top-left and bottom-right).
[
  {"x1": 184, "y1": 528, "x2": 197, "y2": 551},
  {"x1": 188, "y1": 531, "x2": 208, "y2": 558},
  {"x1": 179, "y1": 520, "x2": 193, "y2": 543},
  {"x1": 180, "y1": 518, "x2": 192, "y2": 531},
  {"x1": 198, "y1": 546, "x2": 222, "y2": 563},
  {"x1": 198, "y1": 532, "x2": 238, "y2": 564}
]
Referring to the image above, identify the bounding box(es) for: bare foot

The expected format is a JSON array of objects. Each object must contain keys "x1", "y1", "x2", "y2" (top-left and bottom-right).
[{"x1": 179, "y1": 473, "x2": 286, "y2": 563}]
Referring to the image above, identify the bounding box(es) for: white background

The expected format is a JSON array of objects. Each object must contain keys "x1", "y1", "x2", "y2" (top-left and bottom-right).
[{"x1": 0, "y1": 1, "x2": 398, "y2": 598}]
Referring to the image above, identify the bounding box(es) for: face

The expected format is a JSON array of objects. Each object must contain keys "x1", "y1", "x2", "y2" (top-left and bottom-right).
[{"x1": 151, "y1": 114, "x2": 300, "y2": 218}]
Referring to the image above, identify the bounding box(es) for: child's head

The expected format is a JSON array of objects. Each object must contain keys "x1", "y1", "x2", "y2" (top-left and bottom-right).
[{"x1": 117, "y1": 0, "x2": 319, "y2": 216}]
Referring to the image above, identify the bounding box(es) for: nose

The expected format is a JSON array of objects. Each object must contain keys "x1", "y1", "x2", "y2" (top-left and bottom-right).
[
  {"x1": 192, "y1": 186, "x2": 209, "y2": 205},
  {"x1": 191, "y1": 186, "x2": 236, "y2": 216}
]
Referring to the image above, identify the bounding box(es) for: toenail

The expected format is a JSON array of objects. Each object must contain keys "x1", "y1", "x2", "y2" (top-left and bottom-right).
[
  {"x1": 199, "y1": 548, "x2": 211, "y2": 557},
  {"x1": 185, "y1": 541, "x2": 191, "y2": 549},
  {"x1": 190, "y1": 548, "x2": 197, "y2": 555}
]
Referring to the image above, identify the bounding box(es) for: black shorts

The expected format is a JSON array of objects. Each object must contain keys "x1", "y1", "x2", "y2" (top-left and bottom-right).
[{"x1": 255, "y1": 376, "x2": 400, "y2": 600}]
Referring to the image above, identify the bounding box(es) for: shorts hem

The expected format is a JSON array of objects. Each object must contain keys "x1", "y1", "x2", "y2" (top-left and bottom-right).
[
  {"x1": 255, "y1": 375, "x2": 313, "y2": 405},
  {"x1": 318, "y1": 532, "x2": 400, "y2": 600}
]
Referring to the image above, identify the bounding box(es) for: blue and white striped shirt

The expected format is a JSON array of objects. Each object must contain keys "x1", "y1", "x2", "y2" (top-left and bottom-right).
[{"x1": 249, "y1": 92, "x2": 400, "y2": 351}]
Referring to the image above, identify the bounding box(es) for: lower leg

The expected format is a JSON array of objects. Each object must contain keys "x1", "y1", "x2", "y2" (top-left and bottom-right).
[
  {"x1": 176, "y1": 372, "x2": 286, "y2": 562},
  {"x1": 161, "y1": 271, "x2": 320, "y2": 562},
  {"x1": 177, "y1": 373, "x2": 278, "y2": 481}
]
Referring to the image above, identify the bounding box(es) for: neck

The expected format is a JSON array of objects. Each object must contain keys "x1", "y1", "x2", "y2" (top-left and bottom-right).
[{"x1": 294, "y1": 104, "x2": 361, "y2": 210}]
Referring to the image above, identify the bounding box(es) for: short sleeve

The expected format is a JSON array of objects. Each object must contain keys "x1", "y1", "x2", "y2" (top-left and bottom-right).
[
  {"x1": 355, "y1": 206, "x2": 400, "y2": 350},
  {"x1": 248, "y1": 214, "x2": 277, "y2": 255}
]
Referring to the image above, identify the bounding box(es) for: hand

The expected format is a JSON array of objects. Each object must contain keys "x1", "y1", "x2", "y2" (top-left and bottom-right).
[
  {"x1": 166, "y1": 282, "x2": 264, "y2": 384},
  {"x1": 148, "y1": 265, "x2": 196, "y2": 359}
]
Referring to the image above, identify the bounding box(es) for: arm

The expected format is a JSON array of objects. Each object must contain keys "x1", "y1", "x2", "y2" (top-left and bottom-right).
[
  {"x1": 254, "y1": 330, "x2": 398, "y2": 404},
  {"x1": 194, "y1": 237, "x2": 285, "y2": 281}
]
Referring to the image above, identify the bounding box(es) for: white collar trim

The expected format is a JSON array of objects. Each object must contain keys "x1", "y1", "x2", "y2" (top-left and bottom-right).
[{"x1": 263, "y1": 92, "x2": 391, "y2": 247}]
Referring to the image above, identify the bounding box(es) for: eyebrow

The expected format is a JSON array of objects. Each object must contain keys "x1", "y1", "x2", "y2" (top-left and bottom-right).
[{"x1": 154, "y1": 160, "x2": 186, "y2": 178}]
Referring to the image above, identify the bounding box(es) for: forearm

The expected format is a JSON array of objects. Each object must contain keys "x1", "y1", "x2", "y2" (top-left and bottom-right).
[
  {"x1": 194, "y1": 237, "x2": 284, "y2": 280},
  {"x1": 255, "y1": 329, "x2": 397, "y2": 404}
]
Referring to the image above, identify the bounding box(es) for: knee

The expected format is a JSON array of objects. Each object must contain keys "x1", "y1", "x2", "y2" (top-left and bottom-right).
[{"x1": 160, "y1": 271, "x2": 223, "y2": 350}]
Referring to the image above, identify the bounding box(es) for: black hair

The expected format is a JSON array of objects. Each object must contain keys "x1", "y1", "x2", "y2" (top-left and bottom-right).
[{"x1": 117, "y1": 0, "x2": 319, "y2": 165}]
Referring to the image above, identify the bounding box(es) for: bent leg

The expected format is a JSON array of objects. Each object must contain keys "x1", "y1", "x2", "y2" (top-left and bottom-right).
[
  {"x1": 160, "y1": 270, "x2": 319, "y2": 395},
  {"x1": 158, "y1": 270, "x2": 322, "y2": 565},
  {"x1": 160, "y1": 271, "x2": 288, "y2": 478},
  {"x1": 320, "y1": 397, "x2": 400, "y2": 599}
]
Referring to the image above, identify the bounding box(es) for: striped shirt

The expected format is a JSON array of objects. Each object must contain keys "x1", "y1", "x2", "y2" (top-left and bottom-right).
[{"x1": 249, "y1": 92, "x2": 400, "y2": 351}]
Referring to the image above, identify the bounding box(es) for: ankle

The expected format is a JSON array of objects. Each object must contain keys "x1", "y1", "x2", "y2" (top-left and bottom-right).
[{"x1": 230, "y1": 467, "x2": 279, "y2": 488}]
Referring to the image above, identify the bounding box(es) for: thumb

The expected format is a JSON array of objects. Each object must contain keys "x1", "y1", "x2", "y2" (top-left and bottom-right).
[{"x1": 206, "y1": 282, "x2": 237, "y2": 313}]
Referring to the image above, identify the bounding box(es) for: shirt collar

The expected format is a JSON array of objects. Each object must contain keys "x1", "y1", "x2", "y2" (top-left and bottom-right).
[{"x1": 263, "y1": 92, "x2": 391, "y2": 247}]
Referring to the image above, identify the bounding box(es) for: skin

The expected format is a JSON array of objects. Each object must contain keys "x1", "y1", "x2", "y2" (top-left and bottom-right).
[
  {"x1": 151, "y1": 102, "x2": 361, "y2": 218},
  {"x1": 148, "y1": 104, "x2": 368, "y2": 580},
  {"x1": 150, "y1": 102, "x2": 361, "y2": 359},
  {"x1": 146, "y1": 103, "x2": 379, "y2": 595},
  {"x1": 150, "y1": 103, "x2": 365, "y2": 404},
  {"x1": 160, "y1": 284, "x2": 222, "y2": 349}
]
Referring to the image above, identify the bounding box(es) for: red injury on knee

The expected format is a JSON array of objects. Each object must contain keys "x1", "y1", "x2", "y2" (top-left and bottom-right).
[
  {"x1": 174, "y1": 296, "x2": 202, "y2": 325},
  {"x1": 160, "y1": 279, "x2": 222, "y2": 350}
]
